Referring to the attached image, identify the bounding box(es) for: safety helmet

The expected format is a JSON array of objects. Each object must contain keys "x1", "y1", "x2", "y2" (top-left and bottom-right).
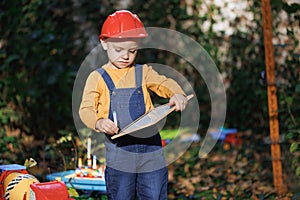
[{"x1": 100, "y1": 10, "x2": 148, "y2": 40}]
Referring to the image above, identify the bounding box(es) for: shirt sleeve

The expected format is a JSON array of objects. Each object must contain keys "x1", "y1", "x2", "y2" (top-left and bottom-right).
[
  {"x1": 144, "y1": 65, "x2": 186, "y2": 98},
  {"x1": 79, "y1": 71, "x2": 103, "y2": 131}
]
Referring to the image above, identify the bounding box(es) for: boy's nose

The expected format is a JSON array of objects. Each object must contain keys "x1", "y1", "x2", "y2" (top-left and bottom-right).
[{"x1": 122, "y1": 51, "x2": 129, "y2": 59}]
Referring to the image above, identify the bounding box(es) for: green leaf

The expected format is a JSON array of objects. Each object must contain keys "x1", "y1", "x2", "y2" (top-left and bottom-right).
[
  {"x1": 295, "y1": 84, "x2": 300, "y2": 93},
  {"x1": 285, "y1": 97, "x2": 293, "y2": 105},
  {"x1": 283, "y1": 3, "x2": 300, "y2": 14},
  {"x1": 4, "y1": 54, "x2": 19, "y2": 65},
  {"x1": 286, "y1": 132, "x2": 294, "y2": 139},
  {"x1": 290, "y1": 142, "x2": 299, "y2": 153},
  {"x1": 3, "y1": 136, "x2": 15, "y2": 143},
  {"x1": 296, "y1": 166, "x2": 300, "y2": 176},
  {"x1": 68, "y1": 187, "x2": 79, "y2": 197}
]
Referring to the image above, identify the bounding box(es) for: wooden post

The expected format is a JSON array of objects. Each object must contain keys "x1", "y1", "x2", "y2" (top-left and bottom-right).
[{"x1": 261, "y1": 0, "x2": 286, "y2": 194}]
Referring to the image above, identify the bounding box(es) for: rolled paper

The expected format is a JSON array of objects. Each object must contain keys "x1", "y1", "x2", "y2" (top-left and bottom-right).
[
  {"x1": 87, "y1": 158, "x2": 92, "y2": 168},
  {"x1": 87, "y1": 137, "x2": 91, "y2": 159},
  {"x1": 92, "y1": 155, "x2": 97, "y2": 169},
  {"x1": 78, "y1": 158, "x2": 82, "y2": 168}
]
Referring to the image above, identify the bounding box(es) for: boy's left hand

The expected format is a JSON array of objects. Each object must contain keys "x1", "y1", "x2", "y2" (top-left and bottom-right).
[{"x1": 169, "y1": 94, "x2": 188, "y2": 111}]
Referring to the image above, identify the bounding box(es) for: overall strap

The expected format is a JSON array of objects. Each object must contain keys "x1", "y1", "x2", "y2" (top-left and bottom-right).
[
  {"x1": 96, "y1": 68, "x2": 115, "y2": 95},
  {"x1": 134, "y1": 64, "x2": 143, "y2": 87},
  {"x1": 97, "y1": 65, "x2": 143, "y2": 91}
]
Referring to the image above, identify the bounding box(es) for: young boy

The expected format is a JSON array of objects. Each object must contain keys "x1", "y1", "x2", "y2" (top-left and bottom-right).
[{"x1": 79, "y1": 10, "x2": 188, "y2": 200}]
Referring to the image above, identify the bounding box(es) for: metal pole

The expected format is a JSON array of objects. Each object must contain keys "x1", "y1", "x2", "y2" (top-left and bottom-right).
[{"x1": 261, "y1": 0, "x2": 286, "y2": 194}]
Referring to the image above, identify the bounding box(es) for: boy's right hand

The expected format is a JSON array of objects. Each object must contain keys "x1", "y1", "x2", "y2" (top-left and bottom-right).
[{"x1": 96, "y1": 118, "x2": 119, "y2": 135}]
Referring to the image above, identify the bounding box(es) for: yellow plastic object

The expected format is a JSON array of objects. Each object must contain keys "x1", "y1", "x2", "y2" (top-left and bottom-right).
[{"x1": 3, "y1": 172, "x2": 39, "y2": 200}]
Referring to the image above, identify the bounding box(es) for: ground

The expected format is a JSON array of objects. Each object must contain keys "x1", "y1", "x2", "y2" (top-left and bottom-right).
[{"x1": 70, "y1": 131, "x2": 299, "y2": 199}]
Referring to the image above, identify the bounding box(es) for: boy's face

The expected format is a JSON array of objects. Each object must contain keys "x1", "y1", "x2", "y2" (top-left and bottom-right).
[{"x1": 101, "y1": 38, "x2": 139, "y2": 69}]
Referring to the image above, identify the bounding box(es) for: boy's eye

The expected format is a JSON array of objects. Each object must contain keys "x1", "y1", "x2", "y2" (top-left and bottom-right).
[
  {"x1": 129, "y1": 49, "x2": 137, "y2": 53},
  {"x1": 115, "y1": 48, "x2": 122, "y2": 52}
]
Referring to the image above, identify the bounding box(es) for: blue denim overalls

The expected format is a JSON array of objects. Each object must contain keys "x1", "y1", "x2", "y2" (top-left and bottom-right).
[{"x1": 97, "y1": 65, "x2": 168, "y2": 200}]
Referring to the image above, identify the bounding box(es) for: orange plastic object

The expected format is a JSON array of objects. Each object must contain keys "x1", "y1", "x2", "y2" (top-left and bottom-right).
[
  {"x1": 100, "y1": 10, "x2": 148, "y2": 39},
  {"x1": 224, "y1": 133, "x2": 242, "y2": 147},
  {"x1": 30, "y1": 181, "x2": 75, "y2": 200}
]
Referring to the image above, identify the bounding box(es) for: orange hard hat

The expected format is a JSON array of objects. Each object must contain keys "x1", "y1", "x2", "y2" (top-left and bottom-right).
[{"x1": 100, "y1": 10, "x2": 148, "y2": 40}]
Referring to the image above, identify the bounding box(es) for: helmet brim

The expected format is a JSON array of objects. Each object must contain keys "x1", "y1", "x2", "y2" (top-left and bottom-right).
[{"x1": 100, "y1": 28, "x2": 148, "y2": 40}]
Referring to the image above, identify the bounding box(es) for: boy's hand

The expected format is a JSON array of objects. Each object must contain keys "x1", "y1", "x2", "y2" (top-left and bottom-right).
[
  {"x1": 169, "y1": 94, "x2": 188, "y2": 111},
  {"x1": 96, "y1": 118, "x2": 119, "y2": 135}
]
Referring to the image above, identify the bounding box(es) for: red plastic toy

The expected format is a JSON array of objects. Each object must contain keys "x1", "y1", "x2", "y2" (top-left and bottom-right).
[{"x1": 30, "y1": 181, "x2": 75, "y2": 200}]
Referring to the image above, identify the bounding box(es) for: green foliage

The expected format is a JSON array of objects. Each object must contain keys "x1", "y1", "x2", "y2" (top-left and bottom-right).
[
  {"x1": 1, "y1": 0, "x2": 86, "y2": 163},
  {"x1": 278, "y1": 0, "x2": 300, "y2": 179},
  {"x1": 45, "y1": 132, "x2": 85, "y2": 172},
  {"x1": 290, "y1": 142, "x2": 299, "y2": 153},
  {"x1": 275, "y1": 12, "x2": 300, "y2": 179}
]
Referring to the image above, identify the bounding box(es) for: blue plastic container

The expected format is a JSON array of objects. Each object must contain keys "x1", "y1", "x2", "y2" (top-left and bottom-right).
[{"x1": 46, "y1": 170, "x2": 106, "y2": 193}]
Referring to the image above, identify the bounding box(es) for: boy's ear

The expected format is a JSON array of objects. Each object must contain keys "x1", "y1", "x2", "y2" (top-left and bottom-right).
[{"x1": 100, "y1": 39, "x2": 108, "y2": 50}]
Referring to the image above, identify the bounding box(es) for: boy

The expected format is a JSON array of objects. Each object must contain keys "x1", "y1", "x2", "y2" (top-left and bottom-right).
[{"x1": 79, "y1": 10, "x2": 188, "y2": 200}]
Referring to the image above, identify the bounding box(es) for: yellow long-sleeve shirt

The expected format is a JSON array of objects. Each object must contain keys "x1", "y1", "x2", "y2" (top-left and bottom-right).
[{"x1": 79, "y1": 64, "x2": 185, "y2": 131}]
